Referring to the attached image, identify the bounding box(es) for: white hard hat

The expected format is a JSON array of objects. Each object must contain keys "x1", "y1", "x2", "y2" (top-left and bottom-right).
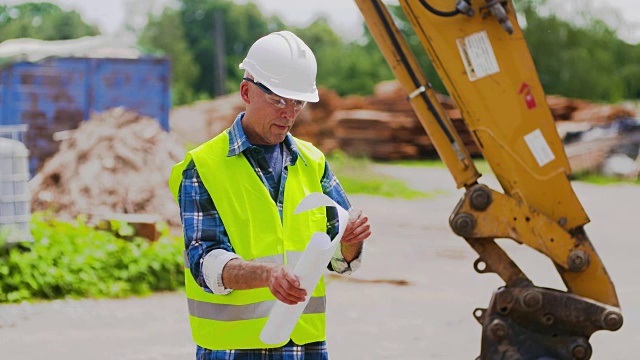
[{"x1": 239, "y1": 31, "x2": 319, "y2": 103}]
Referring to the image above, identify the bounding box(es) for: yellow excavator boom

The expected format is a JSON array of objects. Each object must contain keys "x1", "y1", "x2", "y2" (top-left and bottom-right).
[{"x1": 354, "y1": 0, "x2": 622, "y2": 358}]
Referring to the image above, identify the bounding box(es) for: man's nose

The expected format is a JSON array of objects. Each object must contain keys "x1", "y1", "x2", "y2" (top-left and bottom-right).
[{"x1": 281, "y1": 102, "x2": 297, "y2": 119}]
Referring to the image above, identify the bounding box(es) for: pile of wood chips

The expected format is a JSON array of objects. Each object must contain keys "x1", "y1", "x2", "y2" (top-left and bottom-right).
[
  {"x1": 169, "y1": 93, "x2": 245, "y2": 149},
  {"x1": 29, "y1": 108, "x2": 186, "y2": 228}
]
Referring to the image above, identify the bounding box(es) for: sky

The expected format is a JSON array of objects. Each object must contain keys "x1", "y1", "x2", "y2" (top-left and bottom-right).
[{"x1": 4, "y1": 0, "x2": 640, "y2": 44}]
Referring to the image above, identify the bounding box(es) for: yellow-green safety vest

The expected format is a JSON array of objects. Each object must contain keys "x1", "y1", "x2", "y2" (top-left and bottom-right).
[{"x1": 168, "y1": 130, "x2": 328, "y2": 350}]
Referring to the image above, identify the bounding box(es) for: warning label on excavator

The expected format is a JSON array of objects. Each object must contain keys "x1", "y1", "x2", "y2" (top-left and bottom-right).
[
  {"x1": 457, "y1": 31, "x2": 500, "y2": 81},
  {"x1": 524, "y1": 129, "x2": 555, "y2": 167}
]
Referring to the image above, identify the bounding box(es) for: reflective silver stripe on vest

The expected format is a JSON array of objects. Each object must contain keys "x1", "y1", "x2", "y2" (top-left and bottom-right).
[
  {"x1": 183, "y1": 251, "x2": 305, "y2": 269},
  {"x1": 187, "y1": 296, "x2": 326, "y2": 321}
]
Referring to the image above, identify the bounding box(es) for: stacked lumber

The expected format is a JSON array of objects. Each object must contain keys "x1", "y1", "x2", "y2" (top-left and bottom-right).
[
  {"x1": 167, "y1": 81, "x2": 478, "y2": 159},
  {"x1": 309, "y1": 83, "x2": 635, "y2": 161},
  {"x1": 29, "y1": 108, "x2": 186, "y2": 228},
  {"x1": 308, "y1": 81, "x2": 479, "y2": 160},
  {"x1": 546, "y1": 95, "x2": 636, "y2": 124},
  {"x1": 291, "y1": 88, "x2": 341, "y2": 147},
  {"x1": 328, "y1": 109, "x2": 421, "y2": 160},
  {"x1": 169, "y1": 80, "x2": 637, "y2": 164},
  {"x1": 571, "y1": 105, "x2": 636, "y2": 124},
  {"x1": 545, "y1": 95, "x2": 590, "y2": 121}
]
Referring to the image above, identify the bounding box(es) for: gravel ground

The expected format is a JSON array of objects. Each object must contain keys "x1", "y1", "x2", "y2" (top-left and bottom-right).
[{"x1": 1, "y1": 166, "x2": 637, "y2": 360}]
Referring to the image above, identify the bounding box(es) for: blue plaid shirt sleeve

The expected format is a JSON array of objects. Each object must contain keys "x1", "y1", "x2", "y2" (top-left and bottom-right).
[
  {"x1": 321, "y1": 161, "x2": 363, "y2": 274},
  {"x1": 178, "y1": 160, "x2": 233, "y2": 292},
  {"x1": 322, "y1": 161, "x2": 350, "y2": 238}
]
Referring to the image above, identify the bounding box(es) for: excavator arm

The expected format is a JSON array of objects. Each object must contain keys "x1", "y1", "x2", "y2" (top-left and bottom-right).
[{"x1": 353, "y1": 0, "x2": 623, "y2": 358}]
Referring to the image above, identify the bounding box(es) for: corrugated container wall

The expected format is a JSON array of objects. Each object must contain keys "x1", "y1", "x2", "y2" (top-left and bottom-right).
[
  {"x1": 0, "y1": 57, "x2": 171, "y2": 175},
  {"x1": 0, "y1": 137, "x2": 32, "y2": 244}
]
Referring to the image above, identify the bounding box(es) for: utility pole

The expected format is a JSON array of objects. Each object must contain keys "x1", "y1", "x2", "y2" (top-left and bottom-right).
[{"x1": 213, "y1": 10, "x2": 227, "y2": 97}]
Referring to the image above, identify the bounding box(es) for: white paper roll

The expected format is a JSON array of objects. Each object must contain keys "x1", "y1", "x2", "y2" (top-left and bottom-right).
[{"x1": 259, "y1": 193, "x2": 349, "y2": 344}]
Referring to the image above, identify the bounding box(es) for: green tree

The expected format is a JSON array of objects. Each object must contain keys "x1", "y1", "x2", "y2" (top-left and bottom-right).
[
  {"x1": 145, "y1": 0, "x2": 403, "y2": 100},
  {"x1": 140, "y1": 1, "x2": 417, "y2": 100},
  {"x1": 344, "y1": 4, "x2": 449, "y2": 95},
  {"x1": 520, "y1": 9, "x2": 622, "y2": 101},
  {"x1": 291, "y1": 17, "x2": 393, "y2": 96},
  {"x1": 179, "y1": 0, "x2": 280, "y2": 97},
  {"x1": 386, "y1": 4, "x2": 448, "y2": 94},
  {"x1": 514, "y1": 0, "x2": 639, "y2": 102},
  {"x1": 139, "y1": 7, "x2": 201, "y2": 105},
  {"x1": 0, "y1": 2, "x2": 99, "y2": 43}
]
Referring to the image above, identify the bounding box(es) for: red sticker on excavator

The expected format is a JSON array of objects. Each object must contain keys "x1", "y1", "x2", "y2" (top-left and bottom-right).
[{"x1": 519, "y1": 83, "x2": 537, "y2": 109}]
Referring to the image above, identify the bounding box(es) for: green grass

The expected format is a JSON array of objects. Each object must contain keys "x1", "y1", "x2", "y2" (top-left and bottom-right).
[
  {"x1": 327, "y1": 151, "x2": 436, "y2": 199},
  {"x1": 386, "y1": 157, "x2": 493, "y2": 174},
  {"x1": 328, "y1": 151, "x2": 640, "y2": 196},
  {"x1": 386, "y1": 158, "x2": 447, "y2": 168},
  {"x1": 386, "y1": 158, "x2": 640, "y2": 186},
  {"x1": 336, "y1": 175, "x2": 437, "y2": 199},
  {"x1": 571, "y1": 172, "x2": 640, "y2": 185}
]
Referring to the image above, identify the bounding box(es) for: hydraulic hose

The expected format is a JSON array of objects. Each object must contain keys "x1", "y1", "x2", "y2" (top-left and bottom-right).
[{"x1": 418, "y1": 0, "x2": 460, "y2": 17}]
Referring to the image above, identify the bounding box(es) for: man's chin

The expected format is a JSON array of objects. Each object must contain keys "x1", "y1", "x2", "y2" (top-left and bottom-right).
[{"x1": 265, "y1": 134, "x2": 286, "y2": 145}]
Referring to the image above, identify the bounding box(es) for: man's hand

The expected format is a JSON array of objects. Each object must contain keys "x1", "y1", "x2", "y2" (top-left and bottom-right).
[
  {"x1": 222, "y1": 259, "x2": 306, "y2": 304},
  {"x1": 342, "y1": 208, "x2": 371, "y2": 244},
  {"x1": 268, "y1": 265, "x2": 307, "y2": 305},
  {"x1": 340, "y1": 208, "x2": 371, "y2": 262}
]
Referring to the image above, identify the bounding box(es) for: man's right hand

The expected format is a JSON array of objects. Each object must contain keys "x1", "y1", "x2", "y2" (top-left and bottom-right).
[
  {"x1": 268, "y1": 265, "x2": 307, "y2": 305},
  {"x1": 221, "y1": 259, "x2": 307, "y2": 304}
]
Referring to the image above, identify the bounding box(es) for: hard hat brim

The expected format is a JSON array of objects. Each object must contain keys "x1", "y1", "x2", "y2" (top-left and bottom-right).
[
  {"x1": 267, "y1": 85, "x2": 320, "y2": 103},
  {"x1": 240, "y1": 62, "x2": 319, "y2": 102}
]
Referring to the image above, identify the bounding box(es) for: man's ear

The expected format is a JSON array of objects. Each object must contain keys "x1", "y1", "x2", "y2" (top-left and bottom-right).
[{"x1": 240, "y1": 81, "x2": 251, "y2": 104}]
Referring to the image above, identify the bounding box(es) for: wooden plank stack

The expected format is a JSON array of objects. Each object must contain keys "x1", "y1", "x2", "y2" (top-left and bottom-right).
[
  {"x1": 293, "y1": 81, "x2": 636, "y2": 162},
  {"x1": 168, "y1": 80, "x2": 637, "y2": 165},
  {"x1": 296, "y1": 81, "x2": 480, "y2": 160},
  {"x1": 328, "y1": 109, "x2": 421, "y2": 160}
]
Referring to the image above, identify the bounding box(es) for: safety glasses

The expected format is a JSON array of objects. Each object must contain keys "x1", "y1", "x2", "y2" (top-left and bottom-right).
[{"x1": 243, "y1": 77, "x2": 307, "y2": 111}]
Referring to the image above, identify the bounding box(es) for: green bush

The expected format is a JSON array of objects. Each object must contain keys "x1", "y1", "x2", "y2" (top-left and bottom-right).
[{"x1": 0, "y1": 214, "x2": 184, "y2": 303}]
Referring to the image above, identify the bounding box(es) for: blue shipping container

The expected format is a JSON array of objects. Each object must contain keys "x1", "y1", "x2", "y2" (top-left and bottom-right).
[{"x1": 0, "y1": 57, "x2": 171, "y2": 174}]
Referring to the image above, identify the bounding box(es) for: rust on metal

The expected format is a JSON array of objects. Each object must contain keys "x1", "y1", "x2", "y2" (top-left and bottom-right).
[
  {"x1": 450, "y1": 184, "x2": 619, "y2": 307},
  {"x1": 478, "y1": 286, "x2": 617, "y2": 359}
]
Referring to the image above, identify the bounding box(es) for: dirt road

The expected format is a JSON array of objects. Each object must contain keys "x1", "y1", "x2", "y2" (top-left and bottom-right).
[{"x1": 1, "y1": 166, "x2": 637, "y2": 359}]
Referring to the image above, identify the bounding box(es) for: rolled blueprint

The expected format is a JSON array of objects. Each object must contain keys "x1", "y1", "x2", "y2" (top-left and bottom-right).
[{"x1": 259, "y1": 192, "x2": 349, "y2": 345}]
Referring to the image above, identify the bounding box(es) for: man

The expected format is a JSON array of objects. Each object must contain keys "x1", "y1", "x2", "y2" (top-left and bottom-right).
[{"x1": 169, "y1": 30, "x2": 371, "y2": 359}]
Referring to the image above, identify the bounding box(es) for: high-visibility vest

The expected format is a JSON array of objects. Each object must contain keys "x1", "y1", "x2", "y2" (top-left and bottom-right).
[{"x1": 169, "y1": 130, "x2": 328, "y2": 350}]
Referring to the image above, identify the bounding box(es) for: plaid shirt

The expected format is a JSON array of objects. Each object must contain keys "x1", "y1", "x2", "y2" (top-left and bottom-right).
[
  {"x1": 195, "y1": 340, "x2": 328, "y2": 360},
  {"x1": 178, "y1": 113, "x2": 359, "y2": 358}
]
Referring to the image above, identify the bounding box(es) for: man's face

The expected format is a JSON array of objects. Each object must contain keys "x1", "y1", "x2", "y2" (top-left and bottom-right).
[{"x1": 240, "y1": 79, "x2": 304, "y2": 145}]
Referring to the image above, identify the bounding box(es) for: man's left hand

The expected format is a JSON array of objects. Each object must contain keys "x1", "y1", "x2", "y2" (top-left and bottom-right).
[
  {"x1": 339, "y1": 208, "x2": 370, "y2": 263},
  {"x1": 342, "y1": 208, "x2": 371, "y2": 245}
]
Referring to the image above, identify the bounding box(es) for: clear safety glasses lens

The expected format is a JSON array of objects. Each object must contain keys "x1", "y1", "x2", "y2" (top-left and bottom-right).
[{"x1": 243, "y1": 77, "x2": 307, "y2": 111}]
